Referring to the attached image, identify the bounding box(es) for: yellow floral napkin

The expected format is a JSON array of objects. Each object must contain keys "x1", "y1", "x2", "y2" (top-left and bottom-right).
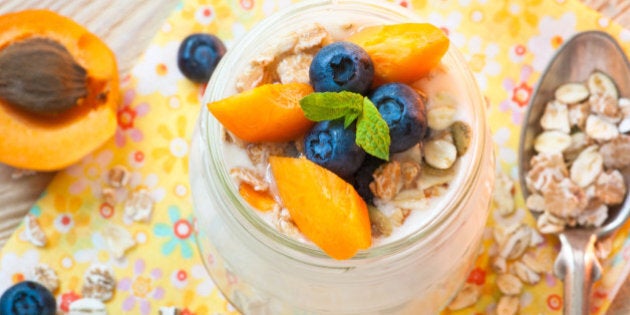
[{"x1": 1, "y1": 0, "x2": 630, "y2": 314}]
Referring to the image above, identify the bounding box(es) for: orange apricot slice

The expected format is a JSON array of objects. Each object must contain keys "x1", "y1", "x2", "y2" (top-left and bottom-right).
[
  {"x1": 269, "y1": 156, "x2": 371, "y2": 260},
  {"x1": 348, "y1": 23, "x2": 449, "y2": 84},
  {"x1": 238, "y1": 183, "x2": 276, "y2": 212},
  {"x1": 207, "y1": 82, "x2": 315, "y2": 142}
]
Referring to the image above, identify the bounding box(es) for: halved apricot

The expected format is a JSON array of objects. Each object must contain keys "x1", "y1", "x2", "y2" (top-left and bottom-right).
[
  {"x1": 207, "y1": 83, "x2": 314, "y2": 142},
  {"x1": 348, "y1": 23, "x2": 449, "y2": 84},
  {"x1": 269, "y1": 156, "x2": 371, "y2": 260},
  {"x1": 0, "y1": 10, "x2": 119, "y2": 171}
]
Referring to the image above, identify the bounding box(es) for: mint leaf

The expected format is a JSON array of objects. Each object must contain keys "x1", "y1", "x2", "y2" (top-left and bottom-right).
[
  {"x1": 356, "y1": 98, "x2": 390, "y2": 160},
  {"x1": 300, "y1": 91, "x2": 390, "y2": 160},
  {"x1": 299, "y1": 91, "x2": 363, "y2": 122}
]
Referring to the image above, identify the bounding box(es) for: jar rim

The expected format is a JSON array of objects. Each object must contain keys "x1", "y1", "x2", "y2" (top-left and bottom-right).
[{"x1": 197, "y1": 0, "x2": 489, "y2": 262}]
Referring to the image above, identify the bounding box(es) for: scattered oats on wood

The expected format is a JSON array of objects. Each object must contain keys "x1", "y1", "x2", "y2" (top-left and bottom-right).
[
  {"x1": 446, "y1": 283, "x2": 482, "y2": 311},
  {"x1": 31, "y1": 263, "x2": 59, "y2": 293},
  {"x1": 496, "y1": 295, "x2": 520, "y2": 315},
  {"x1": 496, "y1": 273, "x2": 523, "y2": 296},
  {"x1": 24, "y1": 213, "x2": 47, "y2": 247},
  {"x1": 82, "y1": 264, "x2": 116, "y2": 302},
  {"x1": 69, "y1": 298, "x2": 107, "y2": 315}
]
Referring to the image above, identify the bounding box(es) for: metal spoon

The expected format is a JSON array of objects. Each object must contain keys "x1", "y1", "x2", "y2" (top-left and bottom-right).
[{"x1": 519, "y1": 30, "x2": 630, "y2": 314}]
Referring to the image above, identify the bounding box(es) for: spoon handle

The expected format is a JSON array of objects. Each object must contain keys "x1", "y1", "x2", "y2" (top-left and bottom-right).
[{"x1": 553, "y1": 231, "x2": 602, "y2": 314}]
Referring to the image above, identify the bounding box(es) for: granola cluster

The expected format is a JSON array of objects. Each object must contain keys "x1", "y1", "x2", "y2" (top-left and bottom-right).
[
  {"x1": 525, "y1": 71, "x2": 629, "y2": 233},
  {"x1": 235, "y1": 23, "x2": 332, "y2": 92}
]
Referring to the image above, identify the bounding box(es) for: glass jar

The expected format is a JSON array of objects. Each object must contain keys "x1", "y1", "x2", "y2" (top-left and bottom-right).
[{"x1": 190, "y1": 0, "x2": 495, "y2": 314}]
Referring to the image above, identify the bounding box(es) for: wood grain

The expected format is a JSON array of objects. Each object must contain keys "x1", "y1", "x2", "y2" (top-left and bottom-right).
[{"x1": 0, "y1": 0, "x2": 628, "y2": 313}]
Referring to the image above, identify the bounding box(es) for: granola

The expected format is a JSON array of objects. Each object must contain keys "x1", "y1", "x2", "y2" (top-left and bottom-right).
[
  {"x1": 524, "y1": 70, "x2": 629, "y2": 231},
  {"x1": 82, "y1": 264, "x2": 116, "y2": 302},
  {"x1": 31, "y1": 263, "x2": 59, "y2": 293}
]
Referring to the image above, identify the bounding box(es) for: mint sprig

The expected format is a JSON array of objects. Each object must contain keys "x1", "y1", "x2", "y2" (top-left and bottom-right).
[{"x1": 299, "y1": 91, "x2": 390, "y2": 160}]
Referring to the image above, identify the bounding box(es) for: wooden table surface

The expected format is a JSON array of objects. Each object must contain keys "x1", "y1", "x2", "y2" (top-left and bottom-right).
[{"x1": 0, "y1": 0, "x2": 628, "y2": 313}]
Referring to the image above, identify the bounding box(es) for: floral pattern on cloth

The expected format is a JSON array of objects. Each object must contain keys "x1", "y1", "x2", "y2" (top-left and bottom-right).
[{"x1": 0, "y1": 0, "x2": 629, "y2": 314}]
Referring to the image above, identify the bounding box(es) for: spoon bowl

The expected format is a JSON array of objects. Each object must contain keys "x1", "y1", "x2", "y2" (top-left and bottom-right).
[{"x1": 519, "y1": 30, "x2": 630, "y2": 314}]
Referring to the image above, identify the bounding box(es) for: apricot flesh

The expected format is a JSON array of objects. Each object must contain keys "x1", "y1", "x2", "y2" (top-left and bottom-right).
[
  {"x1": 0, "y1": 10, "x2": 119, "y2": 171},
  {"x1": 207, "y1": 83, "x2": 314, "y2": 143},
  {"x1": 269, "y1": 156, "x2": 371, "y2": 260},
  {"x1": 348, "y1": 23, "x2": 449, "y2": 84}
]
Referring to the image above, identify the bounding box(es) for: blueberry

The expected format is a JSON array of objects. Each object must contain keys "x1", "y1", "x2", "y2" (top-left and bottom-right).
[
  {"x1": 369, "y1": 83, "x2": 427, "y2": 153},
  {"x1": 309, "y1": 42, "x2": 374, "y2": 94},
  {"x1": 352, "y1": 155, "x2": 386, "y2": 205},
  {"x1": 177, "y1": 33, "x2": 226, "y2": 83},
  {"x1": 0, "y1": 281, "x2": 56, "y2": 315},
  {"x1": 304, "y1": 120, "x2": 366, "y2": 179}
]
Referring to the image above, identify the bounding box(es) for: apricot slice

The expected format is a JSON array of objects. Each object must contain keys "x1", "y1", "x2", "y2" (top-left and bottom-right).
[
  {"x1": 0, "y1": 10, "x2": 119, "y2": 171},
  {"x1": 207, "y1": 83, "x2": 315, "y2": 142},
  {"x1": 238, "y1": 183, "x2": 276, "y2": 212},
  {"x1": 269, "y1": 156, "x2": 371, "y2": 259},
  {"x1": 348, "y1": 23, "x2": 449, "y2": 84}
]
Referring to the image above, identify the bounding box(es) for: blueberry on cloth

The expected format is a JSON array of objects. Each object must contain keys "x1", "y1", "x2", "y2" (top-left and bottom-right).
[
  {"x1": 369, "y1": 83, "x2": 427, "y2": 153},
  {"x1": 309, "y1": 41, "x2": 374, "y2": 94},
  {"x1": 177, "y1": 33, "x2": 226, "y2": 83},
  {"x1": 352, "y1": 154, "x2": 386, "y2": 205},
  {"x1": 304, "y1": 119, "x2": 366, "y2": 179},
  {"x1": 0, "y1": 281, "x2": 56, "y2": 315}
]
